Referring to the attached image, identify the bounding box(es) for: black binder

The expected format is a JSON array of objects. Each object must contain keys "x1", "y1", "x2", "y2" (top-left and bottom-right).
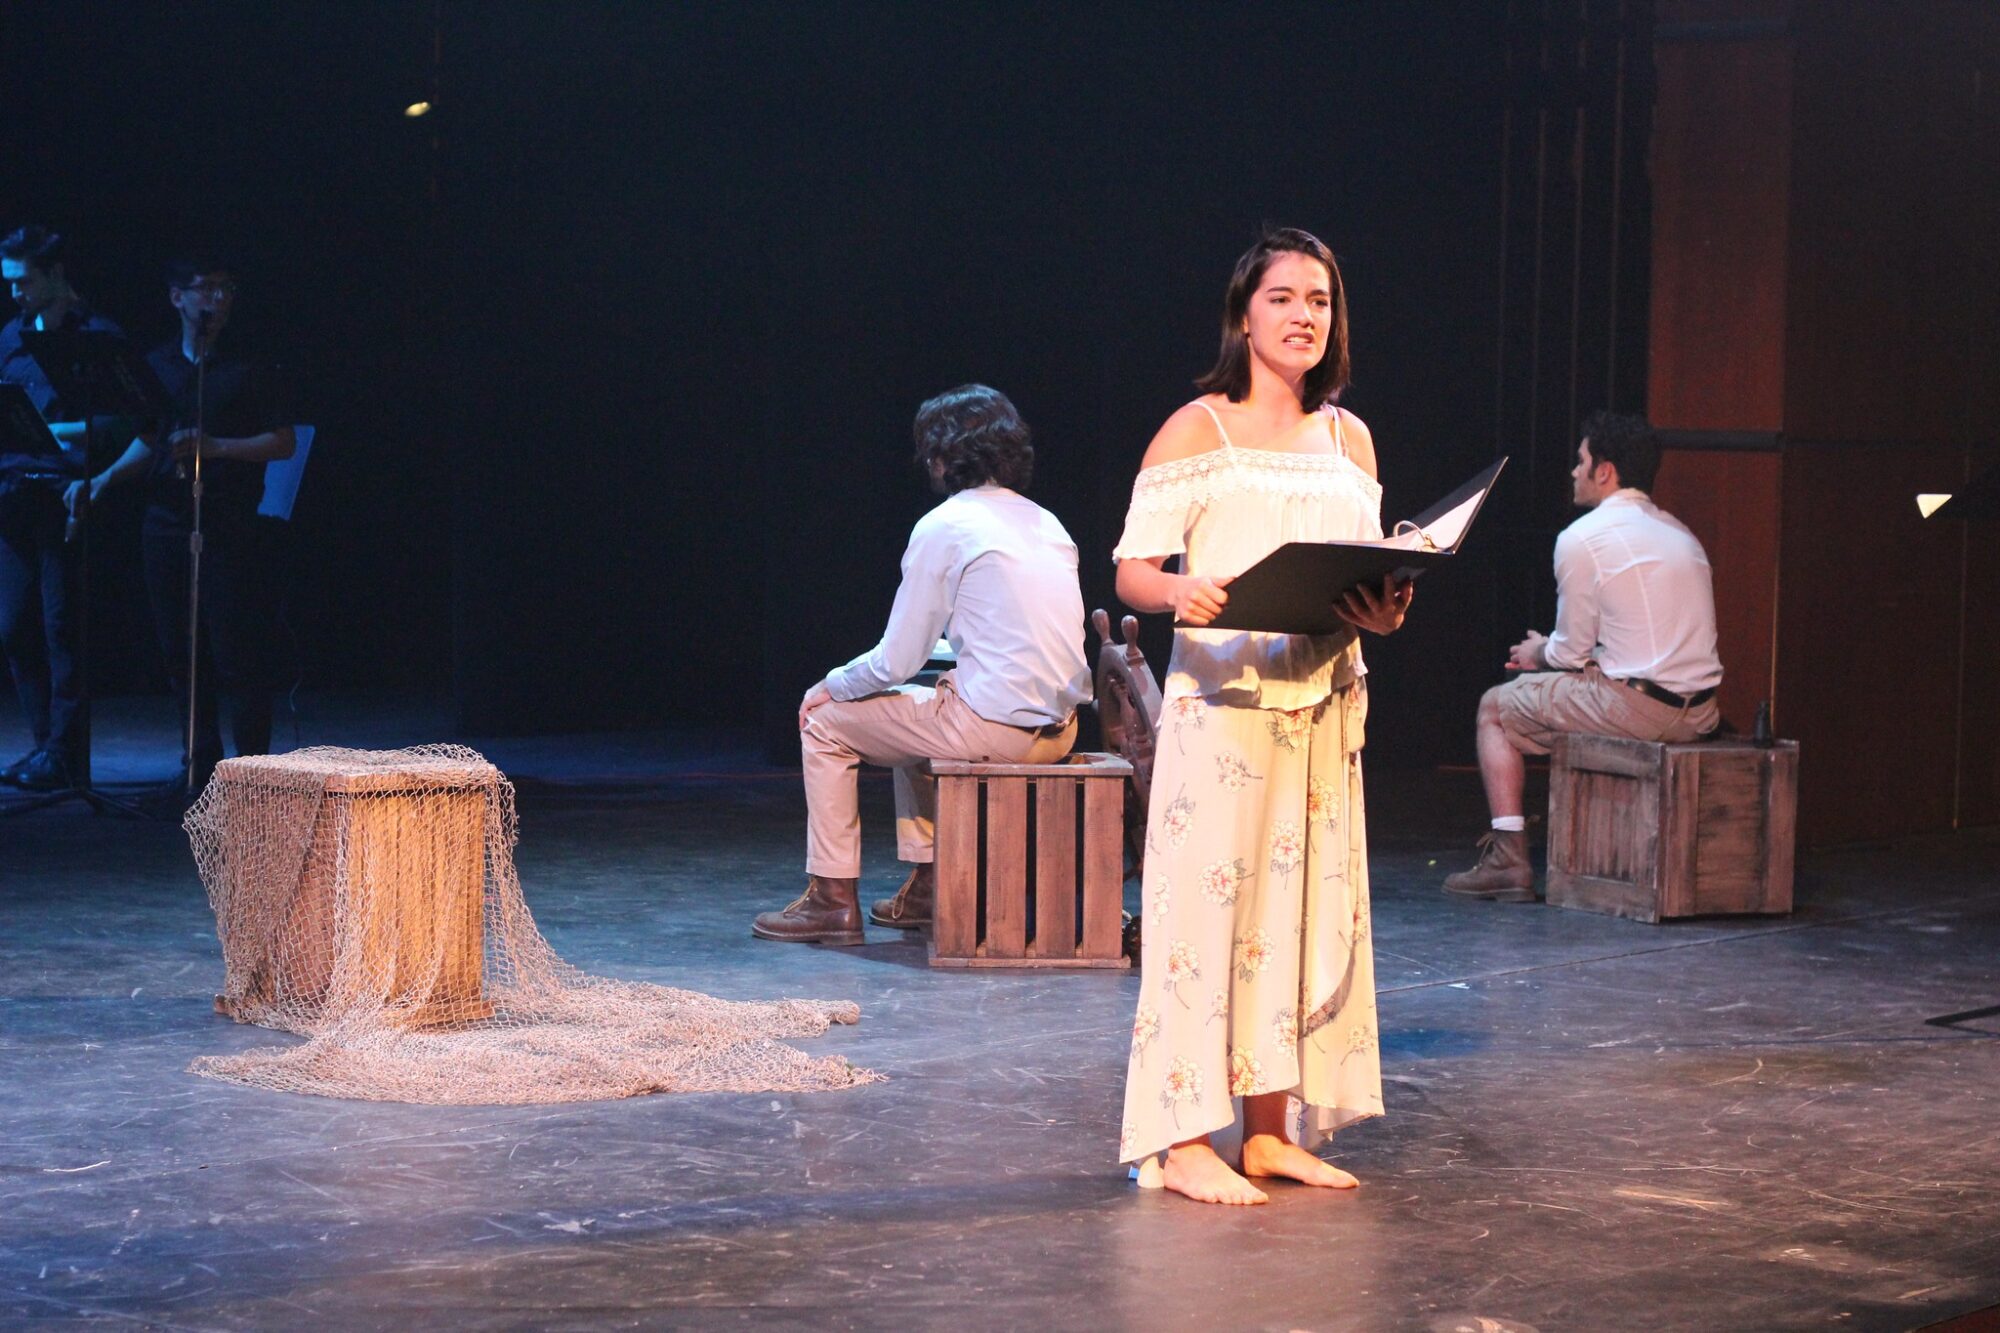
[{"x1": 1189, "y1": 457, "x2": 1508, "y2": 634}]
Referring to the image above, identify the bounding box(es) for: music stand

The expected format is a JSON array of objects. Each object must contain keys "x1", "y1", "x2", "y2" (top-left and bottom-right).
[
  {"x1": 0, "y1": 382, "x2": 65, "y2": 467},
  {"x1": 0, "y1": 327, "x2": 171, "y2": 818}
]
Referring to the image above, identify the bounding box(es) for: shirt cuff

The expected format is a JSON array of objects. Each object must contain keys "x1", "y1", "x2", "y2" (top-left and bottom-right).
[
  {"x1": 823, "y1": 667, "x2": 860, "y2": 702},
  {"x1": 1541, "y1": 638, "x2": 1584, "y2": 671}
]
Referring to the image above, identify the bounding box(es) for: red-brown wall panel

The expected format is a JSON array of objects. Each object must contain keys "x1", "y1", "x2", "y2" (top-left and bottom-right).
[
  {"x1": 1647, "y1": 18, "x2": 1793, "y2": 432},
  {"x1": 1652, "y1": 449, "x2": 1781, "y2": 734}
]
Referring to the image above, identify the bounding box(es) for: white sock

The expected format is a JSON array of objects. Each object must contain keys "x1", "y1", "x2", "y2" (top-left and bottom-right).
[{"x1": 1490, "y1": 815, "x2": 1526, "y2": 833}]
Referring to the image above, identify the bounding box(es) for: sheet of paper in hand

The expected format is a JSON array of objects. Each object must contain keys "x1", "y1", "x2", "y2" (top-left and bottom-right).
[{"x1": 1189, "y1": 457, "x2": 1508, "y2": 635}]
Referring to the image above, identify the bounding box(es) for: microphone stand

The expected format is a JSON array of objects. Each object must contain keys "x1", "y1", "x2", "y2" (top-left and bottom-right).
[{"x1": 183, "y1": 312, "x2": 211, "y2": 797}]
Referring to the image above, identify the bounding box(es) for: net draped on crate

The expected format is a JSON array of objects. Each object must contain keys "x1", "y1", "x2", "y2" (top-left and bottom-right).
[{"x1": 183, "y1": 744, "x2": 878, "y2": 1104}]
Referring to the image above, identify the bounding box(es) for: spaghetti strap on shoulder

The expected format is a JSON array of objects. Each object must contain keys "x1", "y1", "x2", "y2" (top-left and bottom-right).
[
  {"x1": 1325, "y1": 405, "x2": 1348, "y2": 458},
  {"x1": 1190, "y1": 399, "x2": 1235, "y2": 449}
]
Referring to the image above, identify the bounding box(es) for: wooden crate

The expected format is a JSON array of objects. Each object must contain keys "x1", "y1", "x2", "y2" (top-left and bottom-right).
[
  {"x1": 926, "y1": 752, "x2": 1132, "y2": 969},
  {"x1": 209, "y1": 757, "x2": 498, "y2": 1028},
  {"x1": 1547, "y1": 734, "x2": 1799, "y2": 923}
]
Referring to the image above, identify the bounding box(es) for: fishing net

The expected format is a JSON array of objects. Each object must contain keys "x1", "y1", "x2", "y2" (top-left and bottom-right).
[{"x1": 183, "y1": 744, "x2": 877, "y2": 1103}]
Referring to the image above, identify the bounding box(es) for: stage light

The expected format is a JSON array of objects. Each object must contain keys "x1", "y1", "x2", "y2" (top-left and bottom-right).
[
  {"x1": 1916, "y1": 466, "x2": 1999, "y2": 523},
  {"x1": 404, "y1": 101, "x2": 432, "y2": 118}
]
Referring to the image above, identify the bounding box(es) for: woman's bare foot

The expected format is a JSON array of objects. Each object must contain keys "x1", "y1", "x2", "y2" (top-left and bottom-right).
[
  {"x1": 1162, "y1": 1142, "x2": 1269, "y2": 1206},
  {"x1": 1241, "y1": 1133, "x2": 1359, "y2": 1189}
]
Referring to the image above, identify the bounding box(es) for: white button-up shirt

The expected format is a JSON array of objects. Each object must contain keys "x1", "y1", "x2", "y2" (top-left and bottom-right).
[
  {"x1": 1543, "y1": 489, "x2": 1723, "y2": 695},
  {"x1": 825, "y1": 486, "x2": 1091, "y2": 727}
]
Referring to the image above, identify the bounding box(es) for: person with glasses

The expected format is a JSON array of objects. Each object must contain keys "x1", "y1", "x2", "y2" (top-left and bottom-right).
[{"x1": 95, "y1": 257, "x2": 294, "y2": 790}]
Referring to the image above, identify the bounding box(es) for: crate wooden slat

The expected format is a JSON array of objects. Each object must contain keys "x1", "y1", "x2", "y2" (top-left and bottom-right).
[
  {"x1": 926, "y1": 752, "x2": 1132, "y2": 969},
  {"x1": 209, "y1": 757, "x2": 498, "y2": 1029},
  {"x1": 1547, "y1": 734, "x2": 1799, "y2": 923},
  {"x1": 984, "y1": 780, "x2": 1028, "y2": 959},
  {"x1": 933, "y1": 774, "x2": 982, "y2": 960},
  {"x1": 1081, "y1": 776, "x2": 1127, "y2": 960},
  {"x1": 1032, "y1": 778, "x2": 1078, "y2": 960}
]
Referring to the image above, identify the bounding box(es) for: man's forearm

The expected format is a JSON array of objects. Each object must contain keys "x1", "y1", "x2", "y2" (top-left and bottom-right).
[
  {"x1": 96, "y1": 438, "x2": 153, "y2": 491},
  {"x1": 825, "y1": 636, "x2": 928, "y2": 701},
  {"x1": 205, "y1": 428, "x2": 296, "y2": 464}
]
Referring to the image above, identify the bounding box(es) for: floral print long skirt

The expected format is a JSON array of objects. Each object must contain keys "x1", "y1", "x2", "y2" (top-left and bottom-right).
[{"x1": 1118, "y1": 681, "x2": 1382, "y2": 1165}]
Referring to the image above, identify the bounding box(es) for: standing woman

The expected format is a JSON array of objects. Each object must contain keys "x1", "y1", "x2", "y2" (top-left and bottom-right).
[{"x1": 1114, "y1": 229, "x2": 1410, "y2": 1206}]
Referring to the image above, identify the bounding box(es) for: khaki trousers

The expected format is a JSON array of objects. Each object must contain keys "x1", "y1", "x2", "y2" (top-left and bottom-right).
[
  {"x1": 1494, "y1": 661, "x2": 1721, "y2": 755},
  {"x1": 801, "y1": 672, "x2": 1078, "y2": 878}
]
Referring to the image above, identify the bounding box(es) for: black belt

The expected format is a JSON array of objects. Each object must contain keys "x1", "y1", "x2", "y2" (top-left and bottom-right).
[
  {"x1": 999, "y1": 713, "x2": 1075, "y2": 737},
  {"x1": 1618, "y1": 677, "x2": 1717, "y2": 709}
]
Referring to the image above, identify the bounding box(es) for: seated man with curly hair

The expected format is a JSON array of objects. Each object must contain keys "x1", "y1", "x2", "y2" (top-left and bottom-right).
[{"x1": 754, "y1": 384, "x2": 1092, "y2": 945}]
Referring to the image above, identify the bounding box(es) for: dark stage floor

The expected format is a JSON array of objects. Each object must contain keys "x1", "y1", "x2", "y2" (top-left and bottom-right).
[{"x1": 4, "y1": 696, "x2": 2000, "y2": 1331}]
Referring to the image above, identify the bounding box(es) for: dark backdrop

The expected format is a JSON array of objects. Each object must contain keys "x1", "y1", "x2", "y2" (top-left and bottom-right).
[{"x1": 0, "y1": 1, "x2": 1653, "y2": 770}]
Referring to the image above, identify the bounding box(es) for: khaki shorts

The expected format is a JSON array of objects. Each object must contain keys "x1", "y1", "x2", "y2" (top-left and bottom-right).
[{"x1": 1492, "y1": 662, "x2": 1721, "y2": 756}]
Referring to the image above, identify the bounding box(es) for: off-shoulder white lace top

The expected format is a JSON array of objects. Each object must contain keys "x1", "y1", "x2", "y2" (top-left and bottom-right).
[{"x1": 1112, "y1": 401, "x2": 1384, "y2": 710}]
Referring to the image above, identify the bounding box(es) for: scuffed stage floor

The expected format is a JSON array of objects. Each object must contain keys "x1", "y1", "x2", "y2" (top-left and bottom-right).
[{"x1": 4, "y1": 697, "x2": 1999, "y2": 1331}]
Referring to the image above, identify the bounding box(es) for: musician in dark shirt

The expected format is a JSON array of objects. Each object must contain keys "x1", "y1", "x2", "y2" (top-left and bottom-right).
[
  {"x1": 95, "y1": 257, "x2": 294, "y2": 787},
  {"x1": 0, "y1": 226, "x2": 125, "y2": 790}
]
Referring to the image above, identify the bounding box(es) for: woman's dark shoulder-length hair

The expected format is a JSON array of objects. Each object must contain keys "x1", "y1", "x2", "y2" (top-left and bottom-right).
[
  {"x1": 1194, "y1": 227, "x2": 1350, "y2": 411},
  {"x1": 912, "y1": 383, "x2": 1034, "y2": 494}
]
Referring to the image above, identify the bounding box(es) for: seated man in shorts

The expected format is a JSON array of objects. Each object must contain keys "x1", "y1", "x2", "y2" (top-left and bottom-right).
[
  {"x1": 752, "y1": 384, "x2": 1091, "y2": 945},
  {"x1": 1444, "y1": 412, "x2": 1722, "y2": 901}
]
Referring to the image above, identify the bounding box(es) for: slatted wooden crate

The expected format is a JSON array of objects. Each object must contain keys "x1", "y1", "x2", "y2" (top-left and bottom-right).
[
  {"x1": 1547, "y1": 734, "x2": 1799, "y2": 923},
  {"x1": 926, "y1": 752, "x2": 1132, "y2": 968}
]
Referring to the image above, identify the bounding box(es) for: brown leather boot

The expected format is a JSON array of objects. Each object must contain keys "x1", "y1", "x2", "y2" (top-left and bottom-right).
[
  {"x1": 1442, "y1": 830, "x2": 1536, "y2": 902},
  {"x1": 752, "y1": 875, "x2": 866, "y2": 945},
  {"x1": 870, "y1": 862, "x2": 934, "y2": 929}
]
